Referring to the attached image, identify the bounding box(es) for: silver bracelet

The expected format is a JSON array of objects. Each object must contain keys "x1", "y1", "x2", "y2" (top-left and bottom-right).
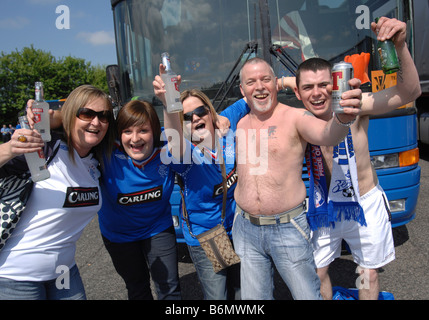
[
  {"x1": 281, "y1": 76, "x2": 285, "y2": 90},
  {"x1": 334, "y1": 113, "x2": 356, "y2": 127}
]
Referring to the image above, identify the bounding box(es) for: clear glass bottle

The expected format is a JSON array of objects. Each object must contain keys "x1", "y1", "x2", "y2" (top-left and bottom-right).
[
  {"x1": 18, "y1": 116, "x2": 50, "y2": 182},
  {"x1": 32, "y1": 81, "x2": 51, "y2": 141},
  {"x1": 161, "y1": 52, "x2": 183, "y2": 113}
]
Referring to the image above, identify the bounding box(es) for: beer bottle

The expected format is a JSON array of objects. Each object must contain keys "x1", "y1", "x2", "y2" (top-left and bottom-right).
[
  {"x1": 32, "y1": 81, "x2": 51, "y2": 141},
  {"x1": 18, "y1": 116, "x2": 50, "y2": 182},
  {"x1": 161, "y1": 52, "x2": 183, "y2": 113},
  {"x1": 375, "y1": 18, "x2": 400, "y2": 74}
]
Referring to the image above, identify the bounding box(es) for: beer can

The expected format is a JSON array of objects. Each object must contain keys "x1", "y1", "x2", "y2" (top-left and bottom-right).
[{"x1": 331, "y1": 61, "x2": 354, "y2": 114}]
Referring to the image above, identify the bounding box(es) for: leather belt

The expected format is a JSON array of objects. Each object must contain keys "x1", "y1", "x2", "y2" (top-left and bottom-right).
[{"x1": 239, "y1": 200, "x2": 307, "y2": 226}]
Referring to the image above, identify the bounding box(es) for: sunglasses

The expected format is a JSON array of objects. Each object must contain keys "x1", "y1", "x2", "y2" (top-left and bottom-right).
[
  {"x1": 76, "y1": 108, "x2": 111, "y2": 123},
  {"x1": 183, "y1": 105, "x2": 210, "y2": 121}
]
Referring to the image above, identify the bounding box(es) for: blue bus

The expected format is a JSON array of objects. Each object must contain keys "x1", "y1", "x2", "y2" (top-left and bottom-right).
[{"x1": 108, "y1": 0, "x2": 425, "y2": 241}]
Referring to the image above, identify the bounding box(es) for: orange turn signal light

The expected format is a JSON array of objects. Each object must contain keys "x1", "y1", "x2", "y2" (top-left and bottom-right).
[{"x1": 399, "y1": 148, "x2": 419, "y2": 167}]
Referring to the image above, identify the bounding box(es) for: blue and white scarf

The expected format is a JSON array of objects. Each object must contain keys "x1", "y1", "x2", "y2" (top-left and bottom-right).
[{"x1": 305, "y1": 129, "x2": 366, "y2": 231}]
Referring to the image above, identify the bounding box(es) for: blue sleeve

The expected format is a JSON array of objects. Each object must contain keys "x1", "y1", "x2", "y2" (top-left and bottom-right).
[
  {"x1": 164, "y1": 140, "x2": 193, "y2": 174},
  {"x1": 219, "y1": 99, "x2": 249, "y2": 131}
]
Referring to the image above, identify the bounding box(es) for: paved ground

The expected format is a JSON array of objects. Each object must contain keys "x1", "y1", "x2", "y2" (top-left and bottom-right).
[{"x1": 76, "y1": 144, "x2": 429, "y2": 300}]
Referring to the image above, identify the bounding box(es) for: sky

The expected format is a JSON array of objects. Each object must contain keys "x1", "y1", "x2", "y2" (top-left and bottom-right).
[{"x1": 0, "y1": 0, "x2": 117, "y2": 67}]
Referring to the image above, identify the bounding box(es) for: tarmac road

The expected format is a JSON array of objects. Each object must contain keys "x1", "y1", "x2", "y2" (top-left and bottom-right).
[{"x1": 75, "y1": 144, "x2": 429, "y2": 300}]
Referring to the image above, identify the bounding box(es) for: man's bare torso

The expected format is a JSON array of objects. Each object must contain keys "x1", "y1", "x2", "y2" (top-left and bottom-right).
[{"x1": 234, "y1": 104, "x2": 308, "y2": 216}]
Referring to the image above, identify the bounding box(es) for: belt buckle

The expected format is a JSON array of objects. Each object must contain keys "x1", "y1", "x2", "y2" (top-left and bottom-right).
[{"x1": 248, "y1": 215, "x2": 261, "y2": 226}]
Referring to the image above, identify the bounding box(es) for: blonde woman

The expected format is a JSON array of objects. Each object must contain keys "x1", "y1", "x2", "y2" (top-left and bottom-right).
[
  {"x1": 154, "y1": 70, "x2": 249, "y2": 300},
  {"x1": 0, "y1": 85, "x2": 115, "y2": 300}
]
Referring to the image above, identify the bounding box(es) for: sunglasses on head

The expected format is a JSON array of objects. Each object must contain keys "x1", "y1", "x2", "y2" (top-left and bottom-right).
[
  {"x1": 76, "y1": 108, "x2": 111, "y2": 123},
  {"x1": 183, "y1": 105, "x2": 210, "y2": 121}
]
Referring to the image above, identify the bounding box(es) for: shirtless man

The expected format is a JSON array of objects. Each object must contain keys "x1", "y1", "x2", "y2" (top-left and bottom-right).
[
  {"x1": 289, "y1": 17, "x2": 420, "y2": 300},
  {"x1": 232, "y1": 57, "x2": 362, "y2": 300}
]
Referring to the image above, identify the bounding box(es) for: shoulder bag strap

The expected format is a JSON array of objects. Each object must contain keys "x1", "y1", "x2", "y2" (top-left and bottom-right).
[
  {"x1": 178, "y1": 140, "x2": 228, "y2": 237},
  {"x1": 176, "y1": 173, "x2": 197, "y2": 238},
  {"x1": 219, "y1": 154, "x2": 227, "y2": 224},
  {"x1": 215, "y1": 136, "x2": 228, "y2": 224}
]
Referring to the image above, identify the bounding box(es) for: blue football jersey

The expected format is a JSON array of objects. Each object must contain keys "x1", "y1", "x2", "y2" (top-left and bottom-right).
[
  {"x1": 170, "y1": 99, "x2": 248, "y2": 246},
  {"x1": 99, "y1": 145, "x2": 175, "y2": 243}
]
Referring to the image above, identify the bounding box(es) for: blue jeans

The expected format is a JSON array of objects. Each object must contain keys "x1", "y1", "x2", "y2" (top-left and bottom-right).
[
  {"x1": 232, "y1": 211, "x2": 322, "y2": 300},
  {"x1": 102, "y1": 226, "x2": 181, "y2": 300},
  {"x1": 187, "y1": 244, "x2": 240, "y2": 300},
  {"x1": 0, "y1": 265, "x2": 86, "y2": 300}
]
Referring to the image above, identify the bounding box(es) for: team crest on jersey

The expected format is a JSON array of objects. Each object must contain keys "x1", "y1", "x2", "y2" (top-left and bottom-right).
[
  {"x1": 158, "y1": 164, "x2": 169, "y2": 178},
  {"x1": 63, "y1": 187, "x2": 100, "y2": 207},
  {"x1": 224, "y1": 145, "x2": 236, "y2": 165},
  {"x1": 117, "y1": 186, "x2": 163, "y2": 206},
  {"x1": 115, "y1": 153, "x2": 128, "y2": 161}
]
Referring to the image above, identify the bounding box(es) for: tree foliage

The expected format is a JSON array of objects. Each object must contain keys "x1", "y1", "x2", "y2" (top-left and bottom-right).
[{"x1": 0, "y1": 46, "x2": 108, "y2": 124}]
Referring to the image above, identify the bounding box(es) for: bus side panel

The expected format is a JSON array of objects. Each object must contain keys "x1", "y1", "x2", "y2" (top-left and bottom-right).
[
  {"x1": 377, "y1": 166, "x2": 420, "y2": 227},
  {"x1": 368, "y1": 114, "x2": 420, "y2": 227},
  {"x1": 368, "y1": 113, "x2": 418, "y2": 152}
]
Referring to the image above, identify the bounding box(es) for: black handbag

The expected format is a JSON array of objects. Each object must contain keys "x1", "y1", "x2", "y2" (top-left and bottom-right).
[{"x1": 0, "y1": 172, "x2": 34, "y2": 251}]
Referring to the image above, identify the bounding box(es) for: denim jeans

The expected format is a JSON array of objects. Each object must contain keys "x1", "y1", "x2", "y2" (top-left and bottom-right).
[
  {"x1": 102, "y1": 226, "x2": 181, "y2": 300},
  {"x1": 187, "y1": 244, "x2": 240, "y2": 300},
  {"x1": 232, "y1": 211, "x2": 322, "y2": 300},
  {"x1": 0, "y1": 264, "x2": 86, "y2": 300}
]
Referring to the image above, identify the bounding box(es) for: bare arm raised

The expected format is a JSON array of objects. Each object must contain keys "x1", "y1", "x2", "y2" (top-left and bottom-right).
[
  {"x1": 361, "y1": 17, "x2": 421, "y2": 115},
  {"x1": 153, "y1": 64, "x2": 185, "y2": 159},
  {"x1": 153, "y1": 64, "x2": 232, "y2": 159},
  {"x1": 296, "y1": 78, "x2": 362, "y2": 146},
  {"x1": 295, "y1": 106, "x2": 357, "y2": 147}
]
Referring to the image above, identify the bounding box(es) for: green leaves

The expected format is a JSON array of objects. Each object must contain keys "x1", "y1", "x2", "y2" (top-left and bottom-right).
[{"x1": 0, "y1": 45, "x2": 108, "y2": 124}]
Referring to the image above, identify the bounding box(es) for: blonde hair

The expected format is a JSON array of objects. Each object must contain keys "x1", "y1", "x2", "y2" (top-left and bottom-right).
[{"x1": 61, "y1": 85, "x2": 115, "y2": 168}]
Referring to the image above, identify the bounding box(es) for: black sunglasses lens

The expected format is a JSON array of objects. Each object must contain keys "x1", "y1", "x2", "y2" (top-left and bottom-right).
[
  {"x1": 77, "y1": 108, "x2": 110, "y2": 123},
  {"x1": 97, "y1": 112, "x2": 109, "y2": 123},
  {"x1": 77, "y1": 108, "x2": 95, "y2": 121},
  {"x1": 183, "y1": 106, "x2": 209, "y2": 121}
]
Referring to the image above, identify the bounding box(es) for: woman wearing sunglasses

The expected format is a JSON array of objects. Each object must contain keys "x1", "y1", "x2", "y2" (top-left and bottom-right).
[
  {"x1": 25, "y1": 98, "x2": 182, "y2": 300},
  {"x1": 153, "y1": 65, "x2": 249, "y2": 300},
  {"x1": 0, "y1": 85, "x2": 115, "y2": 300}
]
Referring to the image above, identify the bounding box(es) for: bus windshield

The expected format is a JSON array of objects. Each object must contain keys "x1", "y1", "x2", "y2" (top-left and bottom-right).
[{"x1": 112, "y1": 0, "x2": 406, "y2": 106}]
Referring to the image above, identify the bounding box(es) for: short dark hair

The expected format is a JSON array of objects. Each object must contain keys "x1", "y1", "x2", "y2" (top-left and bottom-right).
[
  {"x1": 296, "y1": 58, "x2": 332, "y2": 88},
  {"x1": 116, "y1": 100, "x2": 162, "y2": 148}
]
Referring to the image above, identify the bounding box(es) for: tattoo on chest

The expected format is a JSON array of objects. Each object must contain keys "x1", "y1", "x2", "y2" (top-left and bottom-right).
[
  {"x1": 251, "y1": 125, "x2": 278, "y2": 141},
  {"x1": 267, "y1": 126, "x2": 277, "y2": 139}
]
